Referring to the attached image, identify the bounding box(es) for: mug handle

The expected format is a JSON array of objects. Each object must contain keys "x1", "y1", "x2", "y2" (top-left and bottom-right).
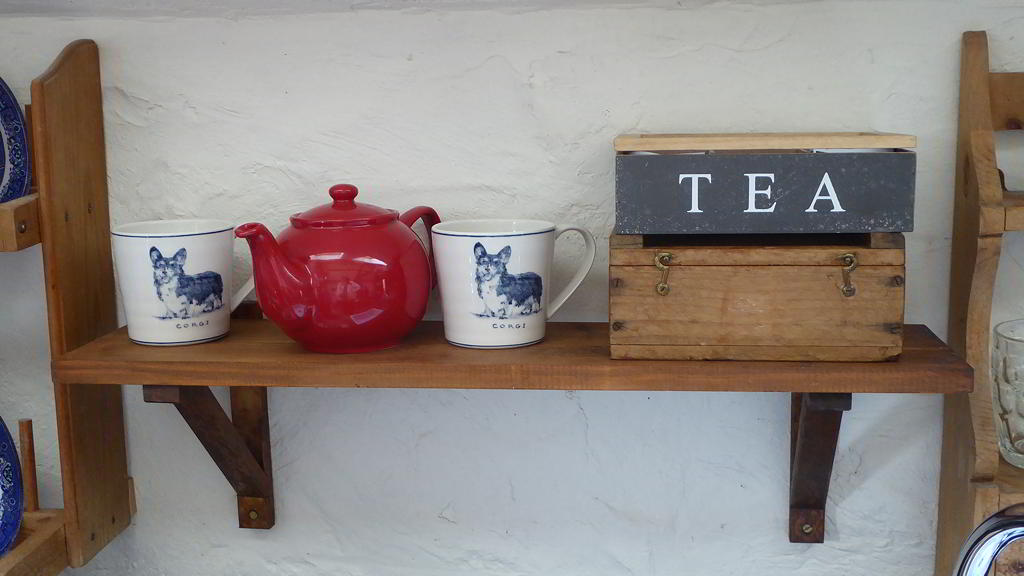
[
  {"x1": 231, "y1": 276, "x2": 255, "y2": 313},
  {"x1": 547, "y1": 225, "x2": 597, "y2": 319},
  {"x1": 230, "y1": 234, "x2": 256, "y2": 313}
]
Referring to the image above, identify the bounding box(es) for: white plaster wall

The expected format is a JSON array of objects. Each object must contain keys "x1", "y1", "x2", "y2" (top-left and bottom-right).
[{"x1": 0, "y1": 2, "x2": 1023, "y2": 574}]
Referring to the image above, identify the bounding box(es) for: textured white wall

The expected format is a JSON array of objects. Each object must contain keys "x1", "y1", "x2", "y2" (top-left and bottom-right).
[{"x1": 0, "y1": 2, "x2": 1023, "y2": 575}]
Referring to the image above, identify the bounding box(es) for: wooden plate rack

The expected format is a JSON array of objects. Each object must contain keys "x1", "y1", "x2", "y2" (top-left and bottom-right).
[
  {"x1": 0, "y1": 38, "x2": 977, "y2": 572},
  {"x1": 0, "y1": 420, "x2": 67, "y2": 576},
  {"x1": 935, "y1": 31, "x2": 1024, "y2": 576}
]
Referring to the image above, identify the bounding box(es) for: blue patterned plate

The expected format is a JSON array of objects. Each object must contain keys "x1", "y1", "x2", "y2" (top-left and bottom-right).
[
  {"x1": 0, "y1": 75, "x2": 30, "y2": 203},
  {"x1": 0, "y1": 416, "x2": 22, "y2": 556}
]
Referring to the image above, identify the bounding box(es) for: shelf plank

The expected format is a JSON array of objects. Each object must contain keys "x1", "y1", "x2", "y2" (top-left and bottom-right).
[
  {"x1": 53, "y1": 321, "x2": 971, "y2": 394},
  {"x1": 0, "y1": 193, "x2": 40, "y2": 252},
  {"x1": 614, "y1": 132, "x2": 917, "y2": 152},
  {"x1": 0, "y1": 510, "x2": 67, "y2": 576}
]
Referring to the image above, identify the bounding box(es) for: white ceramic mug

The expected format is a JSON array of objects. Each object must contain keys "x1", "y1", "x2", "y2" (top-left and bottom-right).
[
  {"x1": 112, "y1": 219, "x2": 254, "y2": 346},
  {"x1": 431, "y1": 219, "x2": 596, "y2": 349}
]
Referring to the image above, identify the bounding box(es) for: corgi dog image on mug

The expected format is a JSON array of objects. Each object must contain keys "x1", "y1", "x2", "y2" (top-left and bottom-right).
[
  {"x1": 432, "y1": 219, "x2": 596, "y2": 349},
  {"x1": 150, "y1": 247, "x2": 225, "y2": 319},
  {"x1": 473, "y1": 243, "x2": 543, "y2": 319}
]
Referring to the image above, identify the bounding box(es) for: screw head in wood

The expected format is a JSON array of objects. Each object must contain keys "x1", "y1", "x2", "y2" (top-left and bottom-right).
[
  {"x1": 801, "y1": 523, "x2": 814, "y2": 535},
  {"x1": 890, "y1": 275, "x2": 904, "y2": 287},
  {"x1": 248, "y1": 510, "x2": 260, "y2": 520},
  {"x1": 840, "y1": 285, "x2": 856, "y2": 297},
  {"x1": 611, "y1": 321, "x2": 624, "y2": 331},
  {"x1": 16, "y1": 220, "x2": 27, "y2": 234}
]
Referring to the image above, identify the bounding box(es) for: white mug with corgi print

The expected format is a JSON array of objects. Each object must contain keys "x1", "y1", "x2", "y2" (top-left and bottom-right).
[
  {"x1": 112, "y1": 219, "x2": 254, "y2": 346},
  {"x1": 431, "y1": 219, "x2": 596, "y2": 348}
]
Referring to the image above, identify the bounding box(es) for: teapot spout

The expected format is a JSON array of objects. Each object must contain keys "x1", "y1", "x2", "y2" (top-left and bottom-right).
[{"x1": 236, "y1": 222, "x2": 313, "y2": 328}]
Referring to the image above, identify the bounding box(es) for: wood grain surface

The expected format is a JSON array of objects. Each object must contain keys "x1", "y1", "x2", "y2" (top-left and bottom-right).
[
  {"x1": 1003, "y1": 190, "x2": 1024, "y2": 232},
  {"x1": 609, "y1": 265, "x2": 904, "y2": 346},
  {"x1": 0, "y1": 510, "x2": 68, "y2": 576},
  {"x1": 789, "y1": 393, "x2": 851, "y2": 543},
  {"x1": 18, "y1": 419, "x2": 39, "y2": 513},
  {"x1": 608, "y1": 244, "x2": 905, "y2": 266},
  {"x1": 989, "y1": 72, "x2": 1024, "y2": 131},
  {"x1": 936, "y1": 30, "x2": 1019, "y2": 576},
  {"x1": 230, "y1": 388, "x2": 274, "y2": 529},
  {"x1": 610, "y1": 344, "x2": 903, "y2": 362},
  {"x1": 614, "y1": 132, "x2": 916, "y2": 152},
  {"x1": 0, "y1": 193, "x2": 41, "y2": 252},
  {"x1": 947, "y1": 30, "x2": 1003, "y2": 481},
  {"x1": 53, "y1": 320, "x2": 969, "y2": 393},
  {"x1": 33, "y1": 39, "x2": 131, "y2": 567},
  {"x1": 609, "y1": 233, "x2": 906, "y2": 361}
]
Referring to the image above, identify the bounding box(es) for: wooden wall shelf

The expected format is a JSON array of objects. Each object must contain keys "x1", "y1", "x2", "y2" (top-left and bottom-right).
[
  {"x1": 18, "y1": 39, "x2": 975, "y2": 567},
  {"x1": 50, "y1": 316, "x2": 969, "y2": 543},
  {"x1": 53, "y1": 320, "x2": 970, "y2": 393}
]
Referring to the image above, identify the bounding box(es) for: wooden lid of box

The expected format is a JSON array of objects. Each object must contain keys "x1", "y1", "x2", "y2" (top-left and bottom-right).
[{"x1": 614, "y1": 132, "x2": 917, "y2": 153}]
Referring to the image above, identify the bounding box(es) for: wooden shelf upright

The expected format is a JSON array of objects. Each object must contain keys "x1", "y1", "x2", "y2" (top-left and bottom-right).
[
  {"x1": 33, "y1": 39, "x2": 133, "y2": 568},
  {"x1": 935, "y1": 31, "x2": 1024, "y2": 576}
]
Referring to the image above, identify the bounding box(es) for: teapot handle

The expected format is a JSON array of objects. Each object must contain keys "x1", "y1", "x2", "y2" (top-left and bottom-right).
[{"x1": 399, "y1": 207, "x2": 441, "y2": 289}]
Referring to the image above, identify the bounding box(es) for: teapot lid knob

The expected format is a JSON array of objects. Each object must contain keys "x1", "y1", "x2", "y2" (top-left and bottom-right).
[{"x1": 329, "y1": 184, "x2": 359, "y2": 205}]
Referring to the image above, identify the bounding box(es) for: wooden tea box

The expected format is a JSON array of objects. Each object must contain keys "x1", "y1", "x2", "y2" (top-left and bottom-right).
[
  {"x1": 610, "y1": 133, "x2": 915, "y2": 361},
  {"x1": 608, "y1": 232, "x2": 906, "y2": 361}
]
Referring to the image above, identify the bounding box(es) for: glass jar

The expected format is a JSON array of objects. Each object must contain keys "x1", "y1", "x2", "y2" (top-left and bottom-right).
[{"x1": 993, "y1": 319, "x2": 1024, "y2": 468}]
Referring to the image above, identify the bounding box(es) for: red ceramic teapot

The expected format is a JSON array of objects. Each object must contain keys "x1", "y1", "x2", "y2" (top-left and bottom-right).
[{"x1": 236, "y1": 184, "x2": 440, "y2": 353}]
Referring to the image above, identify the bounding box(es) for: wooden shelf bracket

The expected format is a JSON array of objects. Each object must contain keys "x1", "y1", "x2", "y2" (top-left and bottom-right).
[
  {"x1": 142, "y1": 386, "x2": 274, "y2": 529},
  {"x1": 789, "y1": 392, "x2": 852, "y2": 543}
]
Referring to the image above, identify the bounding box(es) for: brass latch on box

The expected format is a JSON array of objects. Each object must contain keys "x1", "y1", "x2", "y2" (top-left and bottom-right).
[
  {"x1": 655, "y1": 252, "x2": 673, "y2": 295},
  {"x1": 839, "y1": 253, "x2": 858, "y2": 297}
]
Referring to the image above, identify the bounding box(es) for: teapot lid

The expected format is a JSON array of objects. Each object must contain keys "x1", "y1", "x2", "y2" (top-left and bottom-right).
[{"x1": 290, "y1": 184, "x2": 399, "y2": 229}]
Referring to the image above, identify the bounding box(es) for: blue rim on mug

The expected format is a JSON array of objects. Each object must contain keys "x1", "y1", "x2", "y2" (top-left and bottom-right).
[
  {"x1": 431, "y1": 219, "x2": 556, "y2": 238},
  {"x1": 445, "y1": 337, "x2": 545, "y2": 349},
  {"x1": 129, "y1": 333, "x2": 230, "y2": 346},
  {"x1": 112, "y1": 219, "x2": 234, "y2": 238}
]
